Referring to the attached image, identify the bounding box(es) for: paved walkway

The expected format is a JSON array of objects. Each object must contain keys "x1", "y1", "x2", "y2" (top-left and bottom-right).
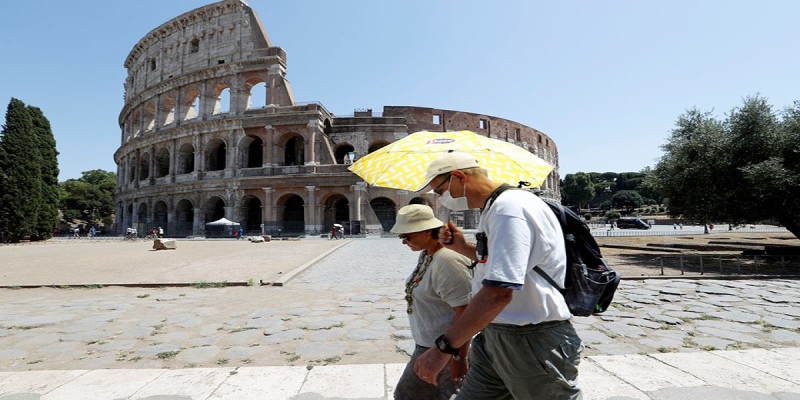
[{"x1": 1, "y1": 238, "x2": 799, "y2": 399}]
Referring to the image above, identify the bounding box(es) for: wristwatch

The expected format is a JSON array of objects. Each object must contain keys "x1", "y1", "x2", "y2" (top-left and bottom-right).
[{"x1": 435, "y1": 334, "x2": 460, "y2": 355}]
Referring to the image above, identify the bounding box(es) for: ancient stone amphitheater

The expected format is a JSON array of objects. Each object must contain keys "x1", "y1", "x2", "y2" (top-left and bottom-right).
[{"x1": 114, "y1": 0, "x2": 560, "y2": 237}]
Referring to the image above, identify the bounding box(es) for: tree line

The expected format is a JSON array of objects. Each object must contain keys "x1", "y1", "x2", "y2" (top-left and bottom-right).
[
  {"x1": 560, "y1": 171, "x2": 660, "y2": 214},
  {"x1": 0, "y1": 98, "x2": 116, "y2": 243},
  {"x1": 560, "y1": 95, "x2": 799, "y2": 240}
]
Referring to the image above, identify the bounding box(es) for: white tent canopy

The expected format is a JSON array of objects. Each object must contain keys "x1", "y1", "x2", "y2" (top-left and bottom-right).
[{"x1": 206, "y1": 218, "x2": 240, "y2": 226}]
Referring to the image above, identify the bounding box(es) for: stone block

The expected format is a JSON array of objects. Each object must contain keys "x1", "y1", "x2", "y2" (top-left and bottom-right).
[{"x1": 152, "y1": 239, "x2": 177, "y2": 250}]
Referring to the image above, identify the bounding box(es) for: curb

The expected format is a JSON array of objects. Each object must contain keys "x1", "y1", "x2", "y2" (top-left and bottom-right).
[{"x1": 271, "y1": 239, "x2": 352, "y2": 286}]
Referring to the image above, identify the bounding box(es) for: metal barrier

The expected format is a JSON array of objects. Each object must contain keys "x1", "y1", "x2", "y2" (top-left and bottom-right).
[{"x1": 618, "y1": 253, "x2": 800, "y2": 277}]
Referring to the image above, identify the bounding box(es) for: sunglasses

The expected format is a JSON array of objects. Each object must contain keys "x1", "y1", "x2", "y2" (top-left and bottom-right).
[
  {"x1": 399, "y1": 231, "x2": 422, "y2": 242},
  {"x1": 431, "y1": 173, "x2": 452, "y2": 195}
]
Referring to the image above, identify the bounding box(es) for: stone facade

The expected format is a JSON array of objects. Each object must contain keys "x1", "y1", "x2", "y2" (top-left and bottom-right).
[{"x1": 114, "y1": 0, "x2": 560, "y2": 237}]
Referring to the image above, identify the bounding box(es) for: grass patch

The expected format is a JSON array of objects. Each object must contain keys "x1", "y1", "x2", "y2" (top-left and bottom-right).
[
  {"x1": 136, "y1": 294, "x2": 150, "y2": 299},
  {"x1": 216, "y1": 358, "x2": 229, "y2": 366},
  {"x1": 192, "y1": 281, "x2": 227, "y2": 288},
  {"x1": 701, "y1": 345, "x2": 718, "y2": 351},
  {"x1": 286, "y1": 354, "x2": 300, "y2": 362},
  {"x1": 229, "y1": 326, "x2": 257, "y2": 334},
  {"x1": 156, "y1": 350, "x2": 179, "y2": 359},
  {"x1": 12, "y1": 325, "x2": 38, "y2": 330},
  {"x1": 84, "y1": 284, "x2": 104, "y2": 289},
  {"x1": 657, "y1": 347, "x2": 674, "y2": 353}
]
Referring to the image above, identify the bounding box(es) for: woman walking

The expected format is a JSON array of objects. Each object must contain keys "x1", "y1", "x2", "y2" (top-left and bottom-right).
[{"x1": 391, "y1": 204, "x2": 473, "y2": 400}]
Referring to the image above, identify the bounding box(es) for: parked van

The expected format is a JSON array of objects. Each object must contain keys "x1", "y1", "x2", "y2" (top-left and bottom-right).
[{"x1": 616, "y1": 218, "x2": 651, "y2": 229}]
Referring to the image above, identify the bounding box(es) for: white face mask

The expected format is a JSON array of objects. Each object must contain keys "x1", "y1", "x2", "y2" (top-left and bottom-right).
[{"x1": 440, "y1": 176, "x2": 469, "y2": 211}]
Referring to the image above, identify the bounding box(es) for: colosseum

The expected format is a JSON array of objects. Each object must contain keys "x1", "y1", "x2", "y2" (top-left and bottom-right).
[{"x1": 114, "y1": 0, "x2": 560, "y2": 237}]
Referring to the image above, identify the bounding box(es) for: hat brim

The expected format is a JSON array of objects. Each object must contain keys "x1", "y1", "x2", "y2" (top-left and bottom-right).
[
  {"x1": 414, "y1": 175, "x2": 439, "y2": 192},
  {"x1": 389, "y1": 218, "x2": 444, "y2": 234}
]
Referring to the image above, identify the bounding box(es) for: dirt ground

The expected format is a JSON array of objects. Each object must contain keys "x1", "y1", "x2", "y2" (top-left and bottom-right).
[{"x1": 597, "y1": 232, "x2": 800, "y2": 278}]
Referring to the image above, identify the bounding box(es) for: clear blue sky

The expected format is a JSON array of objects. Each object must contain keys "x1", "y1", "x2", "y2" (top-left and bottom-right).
[{"x1": 2, "y1": 1, "x2": 799, "y2": 182}]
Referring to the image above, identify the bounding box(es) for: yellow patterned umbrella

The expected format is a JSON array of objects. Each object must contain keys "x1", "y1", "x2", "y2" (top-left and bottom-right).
[{"x1": 348, "y1": 130, "x2": 554, "y2": 191}]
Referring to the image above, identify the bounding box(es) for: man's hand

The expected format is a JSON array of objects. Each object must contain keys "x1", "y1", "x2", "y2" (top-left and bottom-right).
[
  {"x1": 413, "y1": 347, "x2": 451, "y2": 385},
  {"x1": 440, "y1": 220, "x2": 475, "y2": 260}
]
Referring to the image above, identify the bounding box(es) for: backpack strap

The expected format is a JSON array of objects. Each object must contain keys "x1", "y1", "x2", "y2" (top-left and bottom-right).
[
  {"x1": 533, "y1": 266, "x2": 565, "y2": 292},
  {"x1": 533, "y1": 200, "x2": 570, "y2": 293}
]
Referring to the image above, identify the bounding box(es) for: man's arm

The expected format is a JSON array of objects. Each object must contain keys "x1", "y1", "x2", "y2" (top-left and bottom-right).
[
  {"x1": 413, "y1": 285, "x2": 512, "y2": 385},
  {"x1": 443, "y1": 285, "x2": 512, "y2": 347}
]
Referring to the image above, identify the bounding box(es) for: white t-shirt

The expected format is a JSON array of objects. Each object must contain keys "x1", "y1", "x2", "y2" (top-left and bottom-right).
[{"x1": 474, "y1": 189, "x2": 572, "y2": 325}]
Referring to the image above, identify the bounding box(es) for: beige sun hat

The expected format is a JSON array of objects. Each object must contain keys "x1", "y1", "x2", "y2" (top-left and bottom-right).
[{"x1": 390, "y1": 204, "x2": 444, "y2": 234}]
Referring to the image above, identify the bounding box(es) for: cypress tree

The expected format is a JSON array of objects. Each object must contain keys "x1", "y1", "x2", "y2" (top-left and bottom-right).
[
  {"x1": 0, "y1": 98, "x2": 42, "y2": 242},
  {"x1": 28, "y1": 105, "x2": 60, "y2": 240}
]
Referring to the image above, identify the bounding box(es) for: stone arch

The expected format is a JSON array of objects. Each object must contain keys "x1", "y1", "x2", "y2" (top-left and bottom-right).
[
  {"x1": 206, "y1": 138, "x2": 227, "y2": 171},
  {"x1": 126, "y1": 203, "x2": 134, "y2": 228},
  {"x1": 175, "y1": 199, "x2": 195, "y2": 237},
  {"x1": 204, "y1": 195, "x2": 226, "y2": 223},
  {"x1": 144, "y1": 102, "x2": 156, "y2": 132},
  {"x1": 182, "y1": 87, "x2": 201, "y2": 120},
  {"x1": 161, "y1": 95, "x2": 176, "y2": 126},
  {"x1": 322, "y1": 193, "x2": 350, "y2": 233},
  {"x1": 409, "y1": 197, "x2": 432, "y2": 207},
  {"x1": 137, "y1": 202, "x2": 149, "y2": 227},
  {"x1": 139, "y1": 152, "x2": 151, "y2": 180},
  {"x1": 277, "y1": 193, "x2": 304, "y2": 233},
  {"x1": 369, "y1": 197, "x2": 396, "y2": 232},
  {"x1": 245, "y1": 77, "x2": 267, "y2": 109},
  {"x1": 368, "y1": 140, "x2": 390, "y2": 154},
  {"x1": 177, "y1": 143, "x2": 195, "y2": 174},
  {"x1": 241, "y1": 195, "x2": 262, "y2": 232},
  {"x1": 132, "y1": 110, "x2": 142, "y2": 137},
  {"x1": 334, "y1": 143, "x2": 355, "y2": 164},
  {"x1": 128, "y1": 155, "x2": 137, "y2": 182},
  {"x1": 155, "y1": 147, "x2": 170, "y2": 178},
  {"x1": 281, "y1": 134, "x2": 304, "y2": 166},
  {"x1": 212, "y1": 82, "x2": 231, "y2": 115},
  {"x1": 153, "y1": 201, "x2": 168, "y2": 232},
  {"x1": 239, "y1": 135, "x2": 264, "y2": 168}
]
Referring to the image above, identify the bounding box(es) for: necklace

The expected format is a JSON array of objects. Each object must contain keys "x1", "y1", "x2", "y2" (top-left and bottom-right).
[{"x1": 405, "y1": 251, "x2": 433, "y2": 314}]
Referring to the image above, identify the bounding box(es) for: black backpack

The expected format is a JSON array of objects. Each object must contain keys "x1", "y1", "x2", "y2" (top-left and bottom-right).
[{"x1": 487, "y1": 185, "x2": 621, "y2": 316}]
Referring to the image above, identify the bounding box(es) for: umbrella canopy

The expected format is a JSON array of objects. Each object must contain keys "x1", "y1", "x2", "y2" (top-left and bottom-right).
[{"x1": 348, "y1": 130, "x2": 554, "y2": 191}]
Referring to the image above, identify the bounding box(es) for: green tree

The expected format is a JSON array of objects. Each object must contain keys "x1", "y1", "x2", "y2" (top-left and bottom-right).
[
  {"x1": 60, "y1": 169, "x2": 117, "y2": 226},
  {"x1": 29, "y1": 105, "x2": 60, "y2": 240},
  {"x1": 0, "y1": 98, "x2": 43, "y2": 242},
  {"x1": 561, "y1": 172, "x2": 594, "y2": 212},
  {"x1": 654, "y1": 96, "x2": 800, "y2": 239},
  {"x1": 611, "y1": 190, "x2": 644, "y2": 212}
]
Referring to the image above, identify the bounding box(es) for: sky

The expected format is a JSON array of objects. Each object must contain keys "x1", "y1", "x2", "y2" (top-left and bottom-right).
[{"x1": 1, "y1": 1, "x2": 799, "y2": 182}]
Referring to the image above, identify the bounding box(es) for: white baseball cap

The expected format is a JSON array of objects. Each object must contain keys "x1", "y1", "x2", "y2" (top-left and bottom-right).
[{"x1": 414, "y1": 152, "x2": 479, "y2": 192}]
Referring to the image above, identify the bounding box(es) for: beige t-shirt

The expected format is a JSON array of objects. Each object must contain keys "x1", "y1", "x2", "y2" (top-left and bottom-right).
[{"x1": 406, "y1": 248, "x2": 472, "y2": 347}]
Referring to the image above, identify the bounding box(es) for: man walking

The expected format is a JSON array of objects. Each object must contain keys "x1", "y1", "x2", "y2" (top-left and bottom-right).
[{"x1": 413, "y1": 152, "x2": 582, "y2": 399}]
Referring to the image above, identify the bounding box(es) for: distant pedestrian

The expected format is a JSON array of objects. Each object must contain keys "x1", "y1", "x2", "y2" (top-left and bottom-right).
[
  {"x1": 237, "y1": 227, "x2": 244, "y2": 240},
  {"x1": 158, "y1": 226, "x2": 164, "y2": 238},
  {"x1": 89, "y1": 226, "x2": 96, "y2": 238},
  {"x1": 673, "y1": 223, "x2": 677, "y2": 230}
]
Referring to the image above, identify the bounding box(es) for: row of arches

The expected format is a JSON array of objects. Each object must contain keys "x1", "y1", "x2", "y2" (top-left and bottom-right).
[
  {"x1": 123, "y1": 132, "x2": 390, "y2": 187},
  {"x1": 125, "y1": 78, "x2": 272, "y2": 141},
  {"x1": 120, "y1": 194, "x2": 411, "y2": 237}
]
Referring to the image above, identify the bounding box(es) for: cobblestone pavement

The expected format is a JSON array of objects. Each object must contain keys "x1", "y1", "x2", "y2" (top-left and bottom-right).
[
  {"x1": 0, "y1": 237, "x2": 799, "y2": 398},
  {"x1": 1, "y1": 237, "x2": 798, "y2": 373}
]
